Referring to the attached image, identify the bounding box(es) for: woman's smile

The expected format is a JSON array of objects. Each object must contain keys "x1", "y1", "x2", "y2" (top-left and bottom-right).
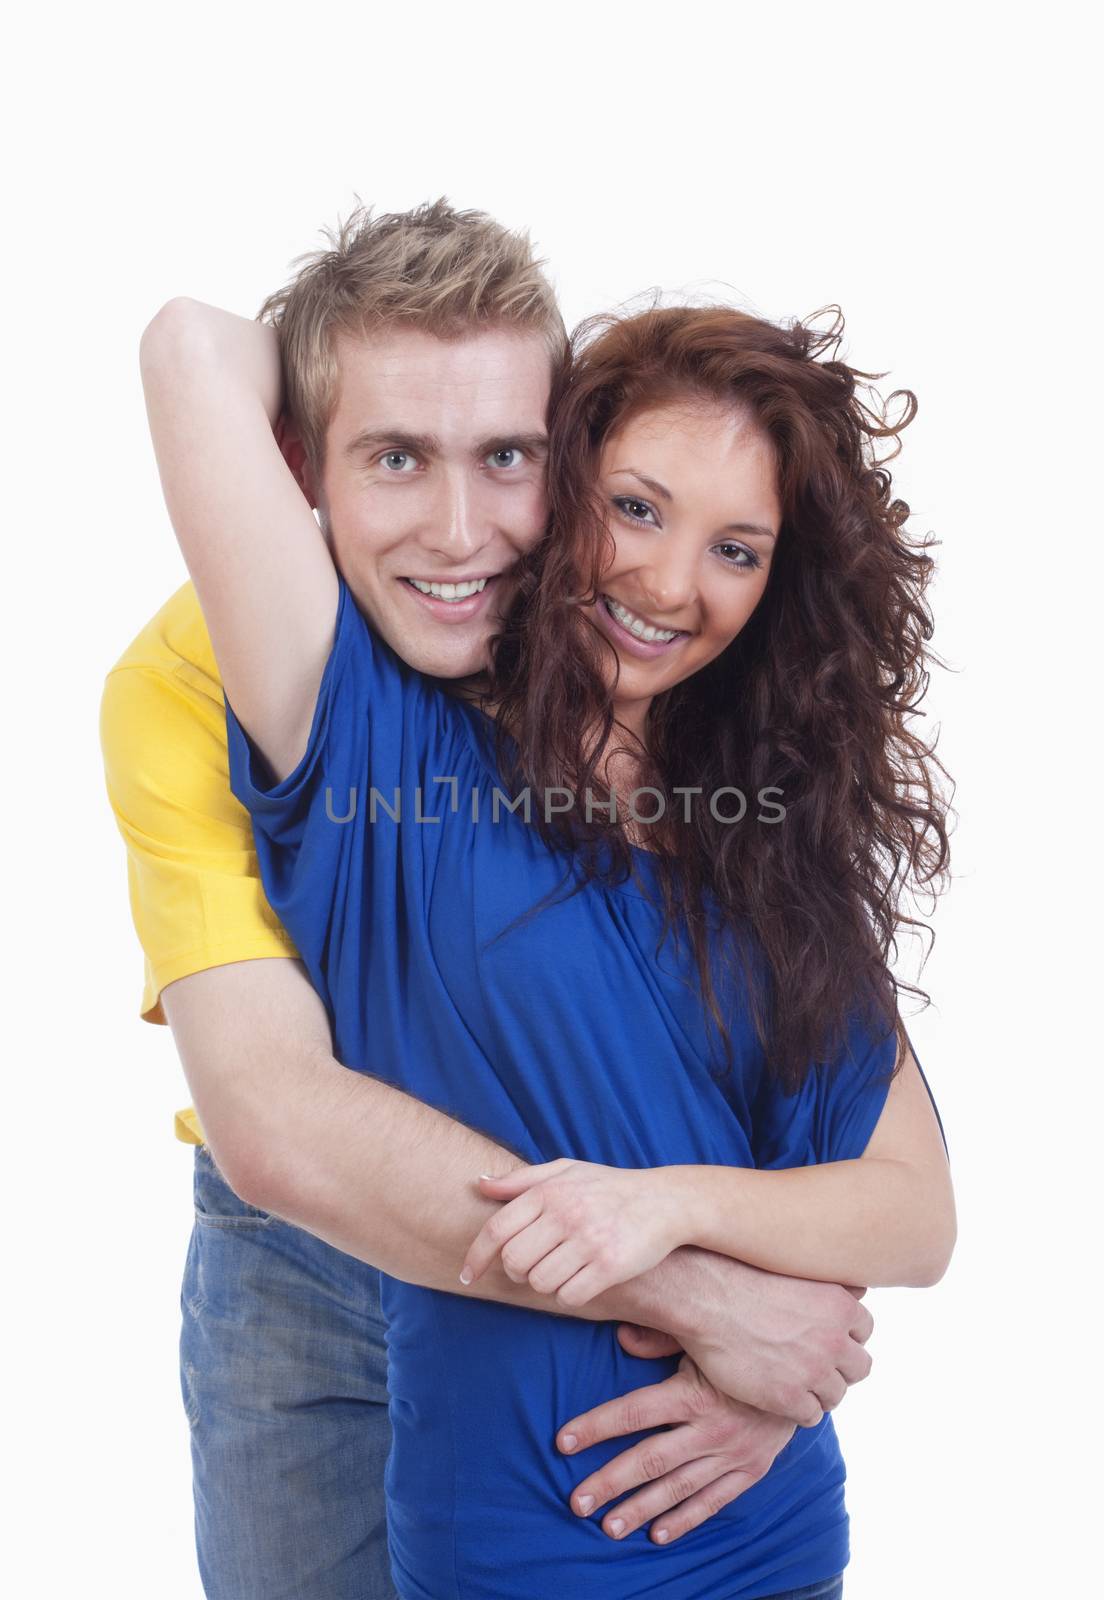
[
  {"x1": 594, "y1": 591, "x2": 693, "y2": 657},
  {"x1": 583, "y1": 401, "x2": 780, "y2": 730}
]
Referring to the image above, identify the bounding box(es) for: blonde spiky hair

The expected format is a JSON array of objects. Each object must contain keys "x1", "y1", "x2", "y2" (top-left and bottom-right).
[{"x1": 257, "y1": 197, "x2": 566, "y2": 469}]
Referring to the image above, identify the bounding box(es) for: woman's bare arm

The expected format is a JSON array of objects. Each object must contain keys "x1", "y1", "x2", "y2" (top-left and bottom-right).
[
  {"x1": 661, "y1": 1041, "x2": 957, "y2": 1287},
  {"x1": 140, "y1": 298, "x2": 337, "y2": 780}
]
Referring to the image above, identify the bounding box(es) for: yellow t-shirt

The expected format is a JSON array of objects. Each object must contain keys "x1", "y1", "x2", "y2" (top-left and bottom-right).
[{"x1": 99, "y1": 581, "x2": 299, "y2": 1145}]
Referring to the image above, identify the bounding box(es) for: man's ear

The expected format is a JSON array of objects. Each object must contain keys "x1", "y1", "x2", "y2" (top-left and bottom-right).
[{"x1": 274, "y1": 416, "x2": 320, "y2": 510}]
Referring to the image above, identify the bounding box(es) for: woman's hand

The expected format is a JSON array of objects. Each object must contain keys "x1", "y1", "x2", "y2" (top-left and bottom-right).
[{"x1": 459, "y1": 1159, "x2": 686, "y2": 1307}]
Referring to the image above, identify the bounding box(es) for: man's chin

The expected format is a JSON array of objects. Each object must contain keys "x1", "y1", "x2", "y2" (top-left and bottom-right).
[{"x1": 376, "y1": 616, "x2": 495, "y2": 682}]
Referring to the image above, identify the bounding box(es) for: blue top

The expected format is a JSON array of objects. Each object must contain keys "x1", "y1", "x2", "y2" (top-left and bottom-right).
[{"x1": 226, "y1": 576, "x2": 925, "y2": 1600}]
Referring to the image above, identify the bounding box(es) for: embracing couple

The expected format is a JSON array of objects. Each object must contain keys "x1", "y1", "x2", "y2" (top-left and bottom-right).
[{"x1": 100, "y1": 198, "x2": 955, "y2": 1600}]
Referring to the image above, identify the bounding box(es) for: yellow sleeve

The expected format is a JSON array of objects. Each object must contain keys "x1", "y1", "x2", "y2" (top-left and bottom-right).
[{"x1": 100, "y1": 584, "x2": 299, "y2": 1142}]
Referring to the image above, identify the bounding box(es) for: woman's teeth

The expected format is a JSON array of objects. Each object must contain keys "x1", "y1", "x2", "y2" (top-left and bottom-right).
[
  {"x1": 408, "y1": 577, "x2": 489, "y2": 602},
  {"x1": 605, "y1": 596, "x2": 680, "y2": 643}
]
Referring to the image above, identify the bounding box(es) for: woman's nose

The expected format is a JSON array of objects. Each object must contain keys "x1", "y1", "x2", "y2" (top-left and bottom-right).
[{"x1": 637, "y1": 555, "x2": 698, "y2": 616}]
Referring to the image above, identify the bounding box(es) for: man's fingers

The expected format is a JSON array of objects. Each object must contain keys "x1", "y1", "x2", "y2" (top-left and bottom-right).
[
  {"x1": 616, "y1": 1323, "x2": 683, "y2": 1359},
  {"x1": 849, "y1": 1299, "x2": 875, "y2": 1344},
  {"x1": 837, "y1": 1335, "x2": 873, "y2": 1388},
  {"x1": 812, "y1": 1370, "x2": 848, "y2": 1414},
  {"x1": 567, "y1": 1419, "x2": 701, "y2": 1516},
  {"x1": 574, "y1": 1452, "x2": 762, "y2": 1545},
  {"x1": 559, "y1": 1374, "x2": 690, "y2": 1456},
  {"x1": 646, "y1": 1467, "x2": 761, "y2": 1545}
]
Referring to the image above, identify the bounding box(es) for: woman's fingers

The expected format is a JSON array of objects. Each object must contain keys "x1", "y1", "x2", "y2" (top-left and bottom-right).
[
  {"x1": 522, "y1": 1237, "x2": 587, "y2": 1294},
  {"x1": 460, "y1": 1190, "x2": 545, "y2": 1284},
  {"x1": 550, "y1": 1259, "x2": 607, "y2": 1308},
  {"x1": 476, "y1": 1159, "x2": 573, "y2": 1197},
  {"x1": 500, "y1": 1216, "x2": 569, "y2": 1283}
]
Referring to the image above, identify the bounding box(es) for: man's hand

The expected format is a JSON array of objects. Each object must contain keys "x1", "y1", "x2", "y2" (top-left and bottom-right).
[
  {"x1": 657, "y1": 1254, "x2": 874, "y2": 1427},
  {"x1": 556, "y1": 1346, "x2": 797, "y2": 1545}
]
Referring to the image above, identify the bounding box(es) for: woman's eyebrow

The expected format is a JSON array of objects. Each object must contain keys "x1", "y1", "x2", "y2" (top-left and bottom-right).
[
  {"x1": 611, "y1": 467, "x2": 672, "y2": 501},
  {"x1": 611, "y1": 467, "x2": 777, "y2": 540}
]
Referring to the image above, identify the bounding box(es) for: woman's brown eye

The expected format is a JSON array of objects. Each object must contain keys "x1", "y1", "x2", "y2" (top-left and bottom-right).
[
  {"x1": 615, "y1": 497, "x2": 652, "y2": 522},
  {"x1": 716, "y1": 544, "x2": 761, "y2": 569}
]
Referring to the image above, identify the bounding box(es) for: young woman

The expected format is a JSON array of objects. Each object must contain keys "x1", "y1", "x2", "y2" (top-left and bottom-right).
[
  {"x1": 145, "y1": 291, "x2": 954, "y2": 1600},
  {"x1": 461, "y1": 303, "x2": 955, "y2": 1308}
]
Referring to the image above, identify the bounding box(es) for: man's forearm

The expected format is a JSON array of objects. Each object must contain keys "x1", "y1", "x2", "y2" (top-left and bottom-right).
[
  {"x1": 164, "y1": 961, "x2": 869, "y2": 1423},
  {"x1": 251, "y1": 1068, "x2": 872, "y2": 1430},
  {"x1": 250, "y1": 1042, "x2": 720, "y2": 1338},
  {"x1": 164, "y1": 959, "x2": 712, "y2": 1338}
]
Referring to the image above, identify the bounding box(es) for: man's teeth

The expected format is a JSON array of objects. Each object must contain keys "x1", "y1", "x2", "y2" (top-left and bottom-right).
[
  {"x1": 408, "y1": 577, "x2": 489, "y2": 602},
  {"x1": 606, "y1": 596, "x2": 679, "y2": 643}
]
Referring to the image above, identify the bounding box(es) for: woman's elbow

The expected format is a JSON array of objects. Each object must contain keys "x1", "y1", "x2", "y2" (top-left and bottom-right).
[
  {"x1": 908, "y1": 1202, "x2": 958, "y2": 1288},
  {"x1": 139, "y1": 296, "x2": 212, "y2": 380}
]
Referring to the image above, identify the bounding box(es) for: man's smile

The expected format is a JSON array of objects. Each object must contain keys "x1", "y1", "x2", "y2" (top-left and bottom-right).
[{"x1": 399, "y1": 571, "x2": 504, "y2": 622}]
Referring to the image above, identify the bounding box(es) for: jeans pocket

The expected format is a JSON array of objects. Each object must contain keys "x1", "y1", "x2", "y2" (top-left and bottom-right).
[{"x1": 193, "y1": 1142, "x2": 276, "y2": 1227}]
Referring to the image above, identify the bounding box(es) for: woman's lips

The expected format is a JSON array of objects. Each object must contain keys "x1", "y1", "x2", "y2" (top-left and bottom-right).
[{"x1": 593, "y1": 593, "x2": 691, "y2": 660}]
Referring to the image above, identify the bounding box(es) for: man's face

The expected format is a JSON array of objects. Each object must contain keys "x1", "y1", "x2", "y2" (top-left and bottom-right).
[{"x1": 298, "y1": 325, "x2": 552, "y2": 679}]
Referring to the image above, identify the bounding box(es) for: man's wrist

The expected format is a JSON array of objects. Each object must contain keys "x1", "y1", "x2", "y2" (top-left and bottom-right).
[{"x1": 612, "y1": 1244, "x2": 728, "y2": 1346}]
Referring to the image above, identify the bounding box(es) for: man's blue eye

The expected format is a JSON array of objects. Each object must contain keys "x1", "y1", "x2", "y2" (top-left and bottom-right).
[
  {"x1": 381, "y1": 451, "x2": 416, "y2": 472},
  {"x1": 487, "y1": 447, "x2": 523, "y2": 469}
]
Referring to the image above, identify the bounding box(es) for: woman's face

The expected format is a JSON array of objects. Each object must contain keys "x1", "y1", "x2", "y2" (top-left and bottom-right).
[{"x1": 583, "y1": 399, "x2": 781, "y2": 728}]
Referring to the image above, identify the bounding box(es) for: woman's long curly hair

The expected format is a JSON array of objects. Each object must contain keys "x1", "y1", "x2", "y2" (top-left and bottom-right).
[{"x1": 486, "y1": 302, "x2": 954, "y2": 1094}]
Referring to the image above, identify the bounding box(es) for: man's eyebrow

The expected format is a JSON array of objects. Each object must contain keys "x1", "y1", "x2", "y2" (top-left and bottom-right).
[
  {"x1": 610, "y1": 467, "x2": 777, "y2": 540},
  {"x1": 344, "y1": 429, "x2": 550, "y2": 462},
  {"x1": 479, "y1": 432, "x2": 549, "y2": 458},
  {"x1": 345, "y1": 429, "x2": 442, "y2": 459}
]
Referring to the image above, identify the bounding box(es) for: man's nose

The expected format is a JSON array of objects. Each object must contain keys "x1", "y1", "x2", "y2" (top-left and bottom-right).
[{"x1": 420, "y1": 469, "x2": 488, "y2": 562}]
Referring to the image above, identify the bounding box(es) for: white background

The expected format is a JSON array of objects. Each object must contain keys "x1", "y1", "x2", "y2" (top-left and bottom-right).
[{"x1": 6, "y1": 2, "x2": 1097, "y2": 1594}]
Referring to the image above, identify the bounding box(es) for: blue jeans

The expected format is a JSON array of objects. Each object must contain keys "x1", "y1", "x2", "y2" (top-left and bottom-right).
[{"x1": 179, "y1": 1143, "x2": 397, "y2": 1598}]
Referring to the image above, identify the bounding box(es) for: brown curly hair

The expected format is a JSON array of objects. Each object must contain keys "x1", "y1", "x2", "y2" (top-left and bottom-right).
[{"x1": 486, "y1": 301, "x2": 954, "y2": 1095}]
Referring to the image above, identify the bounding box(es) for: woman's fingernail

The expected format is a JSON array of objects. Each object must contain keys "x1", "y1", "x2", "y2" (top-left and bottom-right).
[
  {"x1": 576, "y1": 1494, "x2": 594, "y2": 1514},
  {"x1": 609, "y1": 1517, "x2": 625, "y2": 1536},
  {"x1": 560, "y1": 1433, "x2": 577, "y2": 1451},
  {"x1": 478, "y1": 1173, "x2": 495, "y2": 1180},
  {"x1": 655, "y1": 1528, "x2": 669, "y2": 1543},
  {"x1": 459, "y1": 1267, "x2": 473, "y2": 1285}
]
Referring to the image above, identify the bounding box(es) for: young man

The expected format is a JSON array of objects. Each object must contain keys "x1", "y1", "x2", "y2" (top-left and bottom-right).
[{"x1": 101, "y1": 200, "x2": 877, "y2": 1599}]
